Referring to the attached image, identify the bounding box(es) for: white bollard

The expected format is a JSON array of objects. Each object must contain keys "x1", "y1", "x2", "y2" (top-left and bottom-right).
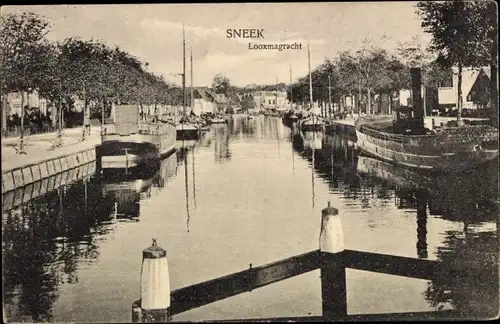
[
  {"x1": 140, "y1": 238, "x2": 171, "y2": 322},
  {"x1": 319, "y1": 201, "x2": 347, "y2": 319},
  {"x1": 319, "y1": 201, "x2": 344, "y2": 253}
]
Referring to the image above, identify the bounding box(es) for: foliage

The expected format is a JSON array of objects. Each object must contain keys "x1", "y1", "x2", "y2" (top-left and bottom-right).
[
  {"x1": 0, "y1": 12, "x2": 52, "y2": 93},
  {"x1": 1, "y1": 11, "x2": 176, "y2": 120},
  {"x1": 416, "y1": 0, "x2": 498, "y2": 123},
  {"x1": 416, "y1": 0, "x2": 495, "y2": 68},
  {"x1": 211, "y1": 73, "x2": 230, "y2": 95}
]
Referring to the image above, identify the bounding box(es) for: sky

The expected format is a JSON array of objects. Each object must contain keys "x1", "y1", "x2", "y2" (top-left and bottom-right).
[{"x1": 3, "y1": 3, "x2": 431, "y2": 87}]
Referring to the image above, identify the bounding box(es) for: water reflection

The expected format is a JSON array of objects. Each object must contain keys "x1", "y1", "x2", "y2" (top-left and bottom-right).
[
  {"x1": 2, "y1": 153, "x2": 179, "y2": 322},
  {"x1": 213, "y1": 124, "x2": 231, "y2": 163},
  {"x1": 2, "y1": 176, "x2": 113, "y2": 322},
  {"x1": 2, "y1": 116, "x2": 498, "y2": 322},
  {"x1": 290, "y1": 126, "x2": 498, "y2": 318},
  {"x1": 426, "y1": 230, "x2": 498, "y2": 318},
  {"x1": 177, "y1": 140, "x2": 198, "y2": 233}
]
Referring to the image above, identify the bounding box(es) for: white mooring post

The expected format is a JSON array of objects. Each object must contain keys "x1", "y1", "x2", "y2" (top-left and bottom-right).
[
  {"x1": 136, "y1": 238, "x2": 171, "y2": 323},
  {"x1": 319, "y1": 201, "x2": 344, "y2": 253},
  {"x1": 319, "y1": 201, "x2": 347, "y2": 320}
]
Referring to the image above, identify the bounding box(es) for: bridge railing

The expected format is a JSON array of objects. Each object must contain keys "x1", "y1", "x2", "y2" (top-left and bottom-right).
[{"x1": 131, "y1": 202, "x2": 462, "y2": 322}]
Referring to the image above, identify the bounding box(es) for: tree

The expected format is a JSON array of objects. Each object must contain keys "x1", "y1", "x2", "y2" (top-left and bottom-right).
[
  {"x1": 211, "y1": 74, "x2": 231, "y2": 95},
  {"x1": 1, "y1": 11, "x2": 52, "y2": 152},
  {"x1": 416, "y1": 0, "x2": 498, "y2": 125},
  {"x1": 336, "y1": 42, "x2": 395, "y2": 114}
]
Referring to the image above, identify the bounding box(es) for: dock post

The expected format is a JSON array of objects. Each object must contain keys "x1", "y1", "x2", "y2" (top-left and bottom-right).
[
  {"x1": 319, "y1": 201, "x2": 347, "y2": 320},
  {"x1": 137, "y1": 238, "x2": 171, "y2": 323}
]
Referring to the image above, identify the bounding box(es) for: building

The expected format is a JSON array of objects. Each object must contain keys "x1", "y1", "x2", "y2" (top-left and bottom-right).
[
  {"x1": 437, "y1": 67, "x2": 490, "y2": 110},
  {"x1": 253, "y1": 90, "x2": 289, "y2": 110},
  {"x1": 5, "y1": 90, "x2": 87, "y2": 116},
  {"x1": 397, "y1": 66, "x2": 491, "y2": 113},
  {"x1": 5, "y1": 90, "x2": 48, "y2": 116},
  {"x1": 208, "y1": 90, "x2": 229, "y2": 113},
  {"x1": 192, "y1": 88, "x2": 216, "y2": 115}
]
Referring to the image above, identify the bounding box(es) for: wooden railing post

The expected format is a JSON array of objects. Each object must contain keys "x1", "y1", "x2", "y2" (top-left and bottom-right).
[
  {"x1": 319, "y1": 201, "x2": 347, "y2": 320},
  {"x1": 132, "y1": 238, "x2": 171, "y2": 323}
]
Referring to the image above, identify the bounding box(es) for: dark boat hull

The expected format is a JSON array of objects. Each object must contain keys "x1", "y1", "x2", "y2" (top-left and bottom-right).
[
  {"x1": 101, "y1": 128, "x2": 176, "y2": 170},
  {"x1": 300, "y1": 124, "x2": 325, "y2": 132},
  {"x1": 356, "y1": 130, "x2": 498, "y2": 173},
  {"x1": 176, "y1": 126, "x2": 200, "y2": 140}
]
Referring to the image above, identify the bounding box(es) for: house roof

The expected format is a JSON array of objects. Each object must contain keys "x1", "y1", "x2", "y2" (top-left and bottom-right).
[
  {"x1": 438, "y1": 67, "x2": 490, "y2": 105},
  {"x1": 254, "y1": 90, "x2": 287, "y2": 97},
  {"x1": 482, "y1": 66, "x2": 491, "y2": 79},
  {"x1": 194, "y1": 87, "x2": 215, "y2": 102}
]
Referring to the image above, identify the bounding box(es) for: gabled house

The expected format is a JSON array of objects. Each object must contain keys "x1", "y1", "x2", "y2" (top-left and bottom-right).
[
  {"x1": 192, "y1": 87, "x2": 216, "y2": 115},
  {"x1": 205, "y1": 89, "x2": 228, "y2": 113},
  {"x1": 437, "y1": 66, "x2": 491, "y2": 110}
]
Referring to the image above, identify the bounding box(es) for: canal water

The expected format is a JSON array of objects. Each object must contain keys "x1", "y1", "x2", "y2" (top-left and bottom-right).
[{"x1": 2, "y1": 115, "x2": 498, "y2": 322}]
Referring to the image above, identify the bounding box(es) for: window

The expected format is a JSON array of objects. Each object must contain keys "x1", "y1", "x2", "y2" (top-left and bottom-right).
[
  {"x1": 268, "y1": 100, "x2": 272, "y2": 105},
  {"x1": 438, "y1": 72, "x2": 453, "y2": 88},
  {"x1": 273, "y1": 100, "x2": 276, "y2": 104},
  {"x1": 467, "y1": 94, "x2": 472, "y2": 101}
]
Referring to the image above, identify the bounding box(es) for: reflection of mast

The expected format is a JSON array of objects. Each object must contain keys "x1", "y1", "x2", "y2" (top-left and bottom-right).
[
  {"x1": 416, "y1": 190, "x2": 428, "y2": 259},
  {"x1": 84, "y1": 177, "x2": 88, "y2": 209},
  {"x1": 184, "y1": 146, "x2": 190, "y2": 233},
  {"x1": 276, "y1": 118, "x2": 280, "y2": 154}
]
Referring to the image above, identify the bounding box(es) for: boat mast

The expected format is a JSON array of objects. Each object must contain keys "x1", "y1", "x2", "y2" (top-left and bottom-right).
[
  {"x1": 182, "y1": 24, "x2": 186, "y2": 117},
  {"x1": 190, "y1": 46, "x2": 194, "y2": 116},
  {"x1": 275, "y1": 76, "x2": 278, "y2": 111},
  {"x1": 289, "y1": 64, "x2": 293, "y2": 111},
  {"x1": 308, "y1": 44, "x2": 313, "y2": 113},
  {"x1": 328, "y1": 75, "x2": 332, "y2": 118}
]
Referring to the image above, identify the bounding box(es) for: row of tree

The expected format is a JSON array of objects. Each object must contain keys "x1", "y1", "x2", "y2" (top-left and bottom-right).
[
  {"x1": 1, "y1": 11, "x2": 187, "y2": 123},
  {"x1": 287, "y1": 39, "x2": 446, "y2": 114},
  {"x1": 287, "y1": 1, "x2": 497, "y2": 122}
]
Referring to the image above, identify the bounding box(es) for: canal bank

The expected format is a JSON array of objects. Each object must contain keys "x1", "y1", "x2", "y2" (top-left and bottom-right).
[{"x1": 2, "y1": 133, "x2": 101, "y2": 193}]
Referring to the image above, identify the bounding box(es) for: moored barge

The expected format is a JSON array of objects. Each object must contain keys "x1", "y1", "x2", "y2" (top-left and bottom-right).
[
  {"x1": 101, "y1": 105, "x2": 177, "y2": 169},
  {"x1": 355, "y1": 110, "x2": 498, "y2": 172}
]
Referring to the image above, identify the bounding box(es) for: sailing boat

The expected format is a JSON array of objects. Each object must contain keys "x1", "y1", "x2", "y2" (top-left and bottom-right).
[
  {"x1": 299, "y1": 44, "x2": 325, "y2": 132},
  {"x1": 177, "y1": 26, "x2": 201, "y2": 140}
]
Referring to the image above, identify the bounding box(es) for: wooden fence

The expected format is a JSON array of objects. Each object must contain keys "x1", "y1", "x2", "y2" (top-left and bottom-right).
[{"x1": 131, "y1": 202, "x2": 463, "y2": 322}]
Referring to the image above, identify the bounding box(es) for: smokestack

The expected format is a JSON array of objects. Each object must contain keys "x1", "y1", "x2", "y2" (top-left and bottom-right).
[{"x1": 411, "y1": 68, "x2": 423, "y2": 126}]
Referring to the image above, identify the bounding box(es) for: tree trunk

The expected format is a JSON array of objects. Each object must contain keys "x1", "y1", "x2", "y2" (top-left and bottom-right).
[
  {"x1": 101, "y1": 98, "x2": 106, "y2": 134},
  {"x1": 367, "y1": 88, "x2": 371, "y2": 115},
  {"x1": 2, "y1": 92, "x2": 7, "y2": 133},
  {"x1": 82, "y1": 88, "x2": 87, "y2": 140},
  {"x1": 490, "y1": 41, "x2": 498, "y2": 128},
  {"x1": 357, "y1": 86, "x2": 362, "y2": 115},
  {"x1": 389, "y1": 92, "x2": 393, "y2": 115},
  {"x1": 457, "y1": 63, "x2": 463, "y2": 125},
  {"x1": 20, "y1": 90, "x2": 25, "y2": 151}
]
